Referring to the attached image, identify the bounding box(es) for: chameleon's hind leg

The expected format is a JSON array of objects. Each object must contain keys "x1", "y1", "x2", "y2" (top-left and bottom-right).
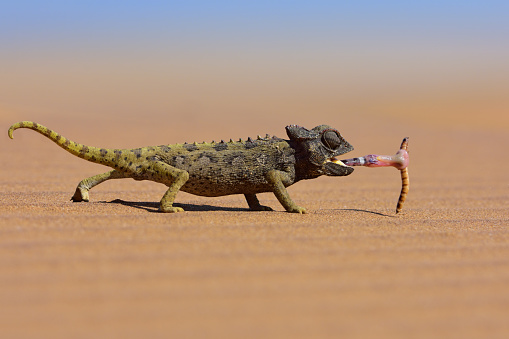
[
  {"x1": 149, "y1": 162, "x2": 189, "y2": 213},
  {"x1": 71, "y1": 170, "x2": 128, "y2": 202},
  {"x1": 244, "y1": 194, "x2": 273, "y2": 211}
]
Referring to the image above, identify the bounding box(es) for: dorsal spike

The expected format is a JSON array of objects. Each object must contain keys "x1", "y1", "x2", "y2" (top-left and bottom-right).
[
  {"x1": 184, "y1": 142, "x2": 188, "y2": 144},
  {"x1": 257, "y1": 135, "x2": 262, "y2": 140},
  {"x1": 247, "y1": 137, "x2": 253, "y2": 142},
  {"x1": 220, "y1": 139, "x2": 225, "y2": 143},
  {"x1": 265, "y1": 134, "x2": 270, "y2": 139},
  {"x1": 193, "y1": 142, "x2": 198, "y2": 146},
  {"x1": 229, "y1": 138, "x2": 234, "y2": 143},
  {"x1": 239, "y1": 138, "x2": 243, "y2": 142},
  {"x1": 211, "y1": 140, "x2": 215, "y2": 144}
]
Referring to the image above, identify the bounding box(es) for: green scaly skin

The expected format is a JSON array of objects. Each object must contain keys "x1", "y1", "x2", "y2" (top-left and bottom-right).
[{"x1": 8, "y1": 121, "x2": 355, "y2": 213}]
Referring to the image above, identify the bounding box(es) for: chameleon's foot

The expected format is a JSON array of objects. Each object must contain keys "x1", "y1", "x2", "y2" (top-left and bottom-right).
[
  {"x1": 250, "y1": 205, "x2": 274, "y2": 211},
  {"x1": 244, "y1": 193, "x2": 273, "y2": 211},
  {"x1": 287, "y1": 206, "x2": 307, "y2": 214},
  {"x1": 70, "y1": 171, "x2": 125, "y2": 203},
  {"x1": 71, "y1": 187, "x2": 89, "y2": 202},
  {"x1": 159, "y1": 204, "x2": 185, "y2": 213}
]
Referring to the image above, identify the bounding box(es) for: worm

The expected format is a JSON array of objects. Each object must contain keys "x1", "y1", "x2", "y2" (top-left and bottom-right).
[
  {"x1": 340, "y1": 137, "x2": 410, "y2": 214},
  {"x1": 396, "y1": 138, "x2": 409, "y2": 214}
]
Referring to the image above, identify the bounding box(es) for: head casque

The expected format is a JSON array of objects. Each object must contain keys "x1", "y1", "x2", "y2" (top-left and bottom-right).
[{"x1": 286, "y1": 124, "x2": 354, "y2": 179}]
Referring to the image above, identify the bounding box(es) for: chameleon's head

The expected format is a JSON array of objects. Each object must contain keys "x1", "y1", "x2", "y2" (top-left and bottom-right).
[{"x1": 286, "y1": 124, "x2": 354, "y2": 177}]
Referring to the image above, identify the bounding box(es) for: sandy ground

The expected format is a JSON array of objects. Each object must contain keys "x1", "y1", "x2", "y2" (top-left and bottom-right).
[{"x1": 0, "y1": 110, "x2": 508, "y2": 339}]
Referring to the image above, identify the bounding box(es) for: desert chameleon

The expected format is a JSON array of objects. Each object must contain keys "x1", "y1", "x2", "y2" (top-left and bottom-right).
[{"x1": 8, "y1": 121, "x2": 355, "y2": 213}]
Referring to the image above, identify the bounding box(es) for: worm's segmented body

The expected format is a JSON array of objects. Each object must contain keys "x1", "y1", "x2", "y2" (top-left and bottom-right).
[{"x1": 395, "y1": 138, "x2": 410, "y2": 214}]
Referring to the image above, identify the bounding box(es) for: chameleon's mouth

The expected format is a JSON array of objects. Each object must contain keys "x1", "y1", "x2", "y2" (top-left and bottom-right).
[
  {"x1": 328, "y1": 157, "x2": 352, "y2": 168},
  {"x1": 323, "y1": 156, "x2": 354, "y2": 176}
]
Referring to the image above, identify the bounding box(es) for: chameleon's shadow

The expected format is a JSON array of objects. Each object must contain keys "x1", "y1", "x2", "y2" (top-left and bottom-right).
[
  {"x1": 100, "y1": 200, "x2": 394, "y2": 216},
  {"x1": 338, "y1": 208, "x2": 395, "y2": 217},
  {"x1": 102, "y1": 199, "x2": 249, "y2": 213}
]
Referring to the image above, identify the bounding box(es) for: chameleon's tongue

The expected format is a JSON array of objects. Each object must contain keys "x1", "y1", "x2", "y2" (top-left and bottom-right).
[
  {"x1": 338, "y1": 144, "x2": 409, "y2": 170},
  {"x1": 330, "y1": 151, "x2": 409, "y2": 169}
]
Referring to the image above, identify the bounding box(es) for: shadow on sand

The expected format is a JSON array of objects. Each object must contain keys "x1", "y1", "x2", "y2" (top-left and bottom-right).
[
  {"x1": 338, "y1": 208, "x2": 395, "y2": 217},
  {"x1": 101, "y1": 200, "x2": 394, "y2": 216},
  {"x1": 101, "y1": 199, "x2": 249, "y2": 213}
]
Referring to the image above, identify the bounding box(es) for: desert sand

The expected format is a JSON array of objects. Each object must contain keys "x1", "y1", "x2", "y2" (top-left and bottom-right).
[{"x1": 0, "y1": 109, "x2": 507, "y2": 339}]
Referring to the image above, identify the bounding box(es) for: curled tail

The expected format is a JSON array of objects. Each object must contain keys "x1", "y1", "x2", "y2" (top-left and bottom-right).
[{"x1": 8, "y1": 121, "x2": 121, "y2": 168}]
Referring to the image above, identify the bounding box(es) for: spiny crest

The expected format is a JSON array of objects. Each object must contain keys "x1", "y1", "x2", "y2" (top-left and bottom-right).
[{"x1": 183, "y1": 133, "x2": 277, "y2": 146}]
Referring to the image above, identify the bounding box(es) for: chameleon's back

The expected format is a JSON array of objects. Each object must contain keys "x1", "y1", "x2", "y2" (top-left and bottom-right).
[{"x1": 156, "y1": 138, "x2": 296, "y2": 197}]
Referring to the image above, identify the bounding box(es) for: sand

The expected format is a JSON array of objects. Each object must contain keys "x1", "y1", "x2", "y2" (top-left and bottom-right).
[{"x1": 1, "y1": 111, "x2": 508, "y2": 339}]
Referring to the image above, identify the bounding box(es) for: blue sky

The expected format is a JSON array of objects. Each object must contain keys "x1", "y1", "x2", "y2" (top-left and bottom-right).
[
  {"x1": 2, "y1": 1, "x2": 508, "y2": 49},
  {"x1": 2, "y1": 1, "x2": 508, "y2": 79}
]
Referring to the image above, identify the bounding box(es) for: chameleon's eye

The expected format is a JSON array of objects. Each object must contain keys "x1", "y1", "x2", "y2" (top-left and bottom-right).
[{"x1": 322, "y1": 131, "x2": 341, "y2": 149}]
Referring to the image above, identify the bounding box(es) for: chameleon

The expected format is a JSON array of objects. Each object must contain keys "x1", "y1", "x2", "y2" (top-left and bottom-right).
[{"x1": 8, "y1": 121, "x2": 355, "y2": 213}]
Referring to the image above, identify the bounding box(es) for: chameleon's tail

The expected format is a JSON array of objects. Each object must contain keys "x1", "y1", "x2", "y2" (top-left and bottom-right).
[{"x1": 8, "y1": 121, "x2": 121, "y2": 168}]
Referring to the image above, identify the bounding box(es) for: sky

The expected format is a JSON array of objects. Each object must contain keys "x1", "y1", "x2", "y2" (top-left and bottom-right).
[{"x1": 1, "y1": 1, "x2": 508, "y2": 130}]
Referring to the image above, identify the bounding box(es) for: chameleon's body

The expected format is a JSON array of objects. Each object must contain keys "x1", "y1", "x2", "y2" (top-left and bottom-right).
[{"x1": 8, "y1": 121, "x2": 355, "y2": 213}]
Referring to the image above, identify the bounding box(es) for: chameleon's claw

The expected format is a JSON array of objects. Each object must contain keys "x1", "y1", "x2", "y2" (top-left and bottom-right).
[
  {"x1": 159, "y1": 205, "x2": 185, "y2": 213},
  {"x1": 71, "y1": 187, "x2": 89, "y2": 202},
  {"x1": 251, "y1": 205, "x2": 274, "y2": 211},
  {"x1": 288, "y1": 206, "x2": 307, "y2": 214}
]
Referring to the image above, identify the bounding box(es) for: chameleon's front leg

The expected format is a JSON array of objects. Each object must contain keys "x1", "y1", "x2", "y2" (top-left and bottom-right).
[
  {"x1": 71, "y1": 170, "x2": 128, "y2": 202},
  {"x1": 150, "y1": 162, "x2": 189, "y2": 213},
  {"x1": 265, "y1": 170, "x2": 307, "y2": 214}
]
